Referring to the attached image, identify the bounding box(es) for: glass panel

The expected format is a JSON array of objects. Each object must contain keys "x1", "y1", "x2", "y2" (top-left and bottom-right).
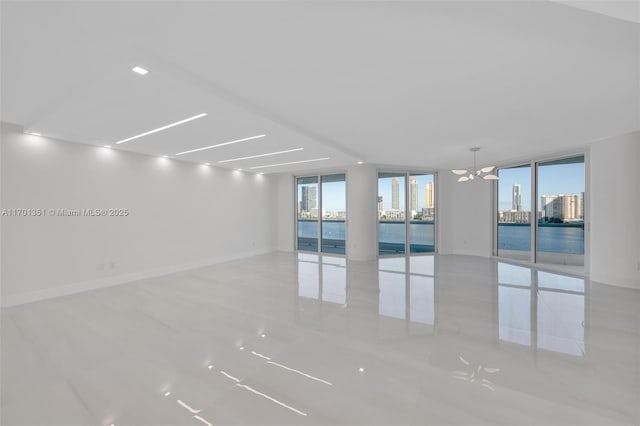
[
  {"x1": 297, "y1": 176, "x2": 319, "y2": 252},
  {"x1": 409, "y1": 174, "x2": 435, "y2": 253},
  {"x1": 536, "y1": 156, "x2": 585, "y2": 266},
  {"x1": 497, "y1": 164, "x2": 532, "y2": 260},
  {"x1": 378, "y1": 173, "x2": 406, "y2": 255},
  {"x1": 321, "y1": 174, "x2": 346, "y2": 254}
]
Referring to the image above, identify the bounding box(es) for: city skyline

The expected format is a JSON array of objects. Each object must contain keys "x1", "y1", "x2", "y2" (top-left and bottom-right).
[{"x1": 498, "y1": 161, "x2": 584, "y2": 212}]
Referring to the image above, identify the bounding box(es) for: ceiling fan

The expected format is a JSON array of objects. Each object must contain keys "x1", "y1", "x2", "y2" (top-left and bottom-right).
[{"x1": 451, "y1": 147, "x2": 498, "y2": 182}]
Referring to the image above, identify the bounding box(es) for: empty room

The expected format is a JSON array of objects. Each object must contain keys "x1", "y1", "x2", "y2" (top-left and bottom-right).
[{"x1": 1, "y1": 1, "x2": 639, "y2": 425}]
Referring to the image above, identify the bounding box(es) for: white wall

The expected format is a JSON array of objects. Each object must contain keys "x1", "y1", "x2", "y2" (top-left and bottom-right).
[
  {"x1": 346, "y1": 165, "x2": 378, "y2": 261},
  {"x1": 275, "y1": 173, "x2": 294, "y2": 252},
  {"x1": 438, "y1": 170, "x2": 494, "y2": 257},
  {"x1": 589, "y1": 131, "x2": 640, "y2": 288},
  {"x1": 0, "y1": 123, "x2": 277, "y2": 306}
]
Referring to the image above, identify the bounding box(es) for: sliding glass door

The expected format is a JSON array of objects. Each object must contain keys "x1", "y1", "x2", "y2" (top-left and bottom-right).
[
  {"x1": 297, "y1": 177, "x2": 319, "y2": 252},
  {"x1": 496, "y1": 155, "x2": 585, "y2": 267},
  {"x1": 378, "y1": 173, "x2": 406, "y2": 255},
  {"x1": 409, "y1": 173, "x2": 435, "y2": 253},
  {"x1": 321, "y1": 174, "x2": 346, "y2": 254},
  {"x1": 296, "y1": 173, "x2": 346, "y2": 255},
  {"x1": 497, "y1": 164, "x2": 532, "y2": 260},
  {"x1": 536, "y1": 156, "x2": 585, "y2": 266},
  {"x1": 378, "y1": 172, "x2": 436, "y2": 256}
]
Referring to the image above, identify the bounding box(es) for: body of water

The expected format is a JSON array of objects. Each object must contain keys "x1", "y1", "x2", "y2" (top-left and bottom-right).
[
  {"x1": 298, "y1": 220, "x2": 584, "y2": 255},
  {"x1": 498, "y1": 224, "x2": 584, "y2": 254}
]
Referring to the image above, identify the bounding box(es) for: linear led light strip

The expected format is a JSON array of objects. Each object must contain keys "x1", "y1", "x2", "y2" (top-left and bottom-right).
[
  {"x1": 176, "y1": 134, "x2": 266, "y2": 155},
  {"x1": 249, "y1": 157, "x2": 330, "y2": 170},
  {"x1": 115, "y1": 113, "x2": 208, "y2": 144},
  {"x1": 218, "y1": 148, "x2": 303, "y2": 163}
]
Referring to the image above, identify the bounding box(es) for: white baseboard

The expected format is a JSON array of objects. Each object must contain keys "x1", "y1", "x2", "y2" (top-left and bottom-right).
[{"x1": 1, "y1": 248, "x2": 273, "y2": 308}]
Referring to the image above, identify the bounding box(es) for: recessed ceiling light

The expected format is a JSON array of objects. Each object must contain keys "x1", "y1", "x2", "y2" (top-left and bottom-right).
[
  {"x1": 29, "y1": 132, "x2": 41, "y2": 136},
  {"x1": 115, "y1": 113, "x2": 207, "y2": 144},
  {"x1": 249, "y1": 157, "x2": 330, "y2": 170},
  {"x1": 217, "y1": 148, "x2": 303, "y2": 164},
  {"x1": 132, "y1": 66, "x2": 149, "y2": 75},
  {"x1": 203, "y1": 162, "x2": 211, "y2": 166},
  {"x1": 103, "y1": 145, "x2": 112, "y2": 149},
  {"x1": 175, "y1": 134, "x2": 266, "y2": 156},
  {"x1": 357, "y1": 161, "x2": 364, "y2": 164},
  {"x1": 236, "y1": 168, "x2": 243, "y2": 172},
  {"x1": 162, "y1": 155, "x2": 169, "y2": 158}
]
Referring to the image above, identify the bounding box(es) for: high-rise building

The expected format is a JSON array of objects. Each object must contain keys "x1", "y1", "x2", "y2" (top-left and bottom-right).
[
  {"x1": 425, "y1": 181, "x2": 434, "y2": 209},
  {"x1": 301, "y1": 186, "x2": 317, "y2": 213},
  {"x1": 409, "y1": 177, "x2": 418, "y2": 217},
  {"x1": 391, "y1": 177, "x2": 400, "y2": 210},
  {"x1": 512, "y1": 184, "x2": 522, "y2": 211},
  {"x1": 540, "y1": 193, "x2": 583, "y2": 221},
  {"x1": 377, "y1": 196, "x2": 384, "y2": 214}
]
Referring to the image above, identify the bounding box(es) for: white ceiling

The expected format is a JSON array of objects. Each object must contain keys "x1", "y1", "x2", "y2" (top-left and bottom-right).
[
  {"x1": 553, "y1": 0, "x2": 640, "y2": 24},
  {"x1": 2, "y1": 1, "x2": 638, "y2": 173}
]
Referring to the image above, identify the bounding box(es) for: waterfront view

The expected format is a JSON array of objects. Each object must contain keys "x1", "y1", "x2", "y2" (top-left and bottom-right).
[
  {"x1": 297, "y1": 174, "x2": 347, "y2": 254},
  {"x1": 497, "y1": 156, "x2": 585, "y2": 264},
  {"x1": 377, "y1": 172, "x2": 435, "y2": 255},
  {"x1": 497, "y1": 224, "x2": 584, "y2": 254}
]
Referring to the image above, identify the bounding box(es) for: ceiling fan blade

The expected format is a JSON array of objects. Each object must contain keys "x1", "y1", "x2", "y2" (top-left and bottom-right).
[
  {"x1": 457, "y1": 176, "x2": 469, "y2": 182},
  {"x1": 483, "y1": 174, "x2": 499, "y2": 180},
  {"x1": 451, "y1": 169, "x2": 468, "y2": 175},
  {"x1": 481, "y1": 166, "x2": 496, "y2": 173}
]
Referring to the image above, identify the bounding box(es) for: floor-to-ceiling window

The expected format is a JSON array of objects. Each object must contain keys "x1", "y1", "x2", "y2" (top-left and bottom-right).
[
  {"x1": 409, "y1": 173, "x2": 436, "y2": 253},
  {"x1": 320, "y1": 174, "x2": 346, "y2": 254},
  {"x1": 536, "y1": 156, "x2": 585, "y2": 266},
  {"x1": 296, "y1": 176, "x2": 319, "y2": 252},
  {"x1": 495, "y1": 155, "x2": 585, "y2": 267},
  {"x1": 497, "y1": 164, "x2": 532, "y2": 260},
  {"x1": 378, "y1": 173, "x2": 407, "y2": 255},
  {"x1": 378, "y1": 172, "x2": 436, "y2": 256},
  {"x1": 296, "y1": 173, "x2": 346, "y2": 255}
]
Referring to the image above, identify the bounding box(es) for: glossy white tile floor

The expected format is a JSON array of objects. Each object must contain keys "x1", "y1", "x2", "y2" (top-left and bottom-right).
[{"x1": 2, "y1": 253, "x2": 639, "y2": 425}]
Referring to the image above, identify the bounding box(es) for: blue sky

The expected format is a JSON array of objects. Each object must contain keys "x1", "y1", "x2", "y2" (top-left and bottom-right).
[
  {"x1": 498, "y1": 162, "x2": 585, "y2": 212},
  {"x1": 298, "y1": 163, "x2": 583, "y2": 214}
]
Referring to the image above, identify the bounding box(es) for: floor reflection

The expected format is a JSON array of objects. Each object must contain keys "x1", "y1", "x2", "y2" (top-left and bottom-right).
[
  {"x1": 296, "y1": 253, "x2": 347, "y2": 305},
  {"x1": 297, "y1": 254, "x2": 587, "y2": 356},
  {"x1": 497, "y1": 261, "x2": 585, "y2": 356}
]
